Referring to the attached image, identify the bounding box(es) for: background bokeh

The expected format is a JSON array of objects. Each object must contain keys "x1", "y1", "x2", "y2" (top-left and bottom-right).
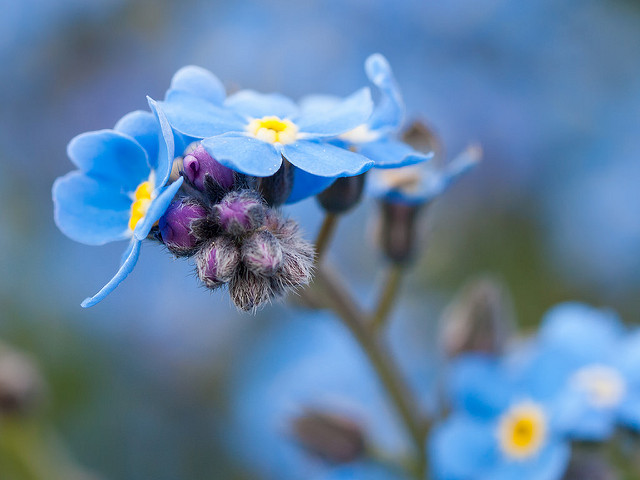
[{"x1": 1, "y1": 0, "x2": 639, "y2": 478}]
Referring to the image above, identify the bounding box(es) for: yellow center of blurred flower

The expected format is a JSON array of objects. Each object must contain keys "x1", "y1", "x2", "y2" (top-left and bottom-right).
[
  {"x1": 128, "y1": 181, "x2": 153, "y2": 231},
  {"x1": 247, "y1": 116, "x2": 298, "y2": 144},
  {"x1": 497, "y1": 402, "x2": 547, "y2": 460},
  {"x1": 571, "y1": 365, "x2": 626, "y2": 408}
]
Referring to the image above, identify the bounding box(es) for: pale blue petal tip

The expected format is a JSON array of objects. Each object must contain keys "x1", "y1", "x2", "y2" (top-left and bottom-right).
[
  {"x1": 169, "y1": 65, "x2": 226, "y2": 105},
  {"x1": 80, "y1": 240, "x2": 142, "y2": 308}
]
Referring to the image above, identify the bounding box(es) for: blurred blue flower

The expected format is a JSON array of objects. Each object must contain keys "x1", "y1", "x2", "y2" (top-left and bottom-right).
[
  {"x1": 521, "y1": 302, "x2": 640, "y2": 440},
  {"x1": 368, "y1": 144, "x2": 481, "y2": 205},
  {"x1": 161, "y1": 68, "x2": 375, "y2": 179},
  {"x1": 53, "y1": 99, "x2": 183, "y2": 307},
  {"x1": 288, "y1": 53, "x2": 433, "y2": 203},
  {"x1": 228, "y1": 308, "x2": 435, "y2": 480},
  {"x1": 430, "y1": 353, "x2": 570, "y2": 480}
]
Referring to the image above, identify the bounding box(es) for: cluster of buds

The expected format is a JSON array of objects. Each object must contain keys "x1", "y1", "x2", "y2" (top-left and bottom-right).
[{"x1": 156, "y1": 145, "x2": 314, "y2": 311}]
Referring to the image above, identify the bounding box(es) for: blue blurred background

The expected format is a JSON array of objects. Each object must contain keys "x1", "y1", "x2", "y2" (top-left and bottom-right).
[{"x1": 1, "y1": 0, "x2": 639, "y2": 478}]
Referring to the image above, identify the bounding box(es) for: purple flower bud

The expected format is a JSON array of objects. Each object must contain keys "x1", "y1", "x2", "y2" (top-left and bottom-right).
[
  {"x1": 183, "y1": 144, "x2": 235, "y2": 191},
  {"x1": 196, "y1": 237, "x2": 240, "y2": 288},
  {"x1": 159, "y1": 200, "x2": 208, "y2": 255},
  {"x1": 242, "y1": 230, "x2": 284, "y2": 277},
  {"x1": 214, "y1": 191, "x2": 265, "y2": 236}
]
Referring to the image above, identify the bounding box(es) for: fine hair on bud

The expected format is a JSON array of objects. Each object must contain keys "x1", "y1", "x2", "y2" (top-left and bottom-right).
[
  {"x1": 269, "y1": 216, "x2": 315, "y2": 288},
  {"x1": 196, "y1": 236, "x2": 240, "y2": 289},
  {"x1": 229, "y1": 264, "x2": 276, "y2": 312},
  {"x1": 213, "y1": 190, "x2": 266, "y2": 236},
  {"x1": 242, "y1": 230, "x2": 284, "y2": 277}
]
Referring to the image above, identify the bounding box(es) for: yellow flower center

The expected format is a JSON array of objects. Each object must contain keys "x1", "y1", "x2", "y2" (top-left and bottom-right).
[
  {"x1": 571, "y1": 365, "x2": 626, "y2": 408},
  {"x1": 497, "y1": 402, "x2": 547, "y2": 460},
  {"x1": 247, "y1": 116, "x2": 299, "y2": 144},
  {"x1": 128, "y1": 181, "x2": 154, "y2": 231}
]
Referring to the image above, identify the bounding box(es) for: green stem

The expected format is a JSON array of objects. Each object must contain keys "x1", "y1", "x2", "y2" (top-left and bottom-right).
[
  {"x1": 371, "y1": 264, "x2": 404, "y2": 332},
  {"x1": 314, "y1": 213, "x2": 339, "y2": 263},
  {"x1": 309, "y1": 266, "x2": 428, "y2": 478}
]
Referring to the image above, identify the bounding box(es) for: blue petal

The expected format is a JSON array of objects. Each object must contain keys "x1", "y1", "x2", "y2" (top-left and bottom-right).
[
  {"x1": 615, "y1": 330, "x2": 640, "y2": 382},
  {"x1": 365, "y1": 54, "x2": 404, "y2": 132},
  {"x1": 225, "y1": 90, "x2": 299, "y2": 119},
  {"x1": 81, "y1": 239, "x2": 141, "y2": 308},
  {"x1": 162, "y1": 90, "x2": 245, "y2": 138},
  {"x1": 114, "y1": 110, "x2": 159, "y2": 168},
  {"x1": 538, "y1": 302, "x2": 623, "y2": 363},
  {"x1": 282, "y1": 141, "x2": 374, "y2": 177},
  {"x1": 313, "y1": 461, "x2": 409, "y2": 480},
  {"x1": 449, "y1": 354, "x2": 514, "y2": 418},
  {"x1": 147, "y1": 97, "x2": 175, "y2": 187},
  {"x1": 482, "y1": 441, "x2": 570, "y2": 480},
  {"x1": 53, "y1": 171, "x2": 131, "y2": 245},
  {"x1": 618, "y1": 393, "x2": 640, "y2": 431},
  {"x1": 201, "y1": 133, "x2": 283, "y2": 177},
  {"x1": 167, "y1": 65, "x2": 225, "y2": 105},
  {"x1": 67, "y1": 130, "x2": 150, "y2": 192},
  {"x1": 553, "y1": 388, "x2": 616, "y2": 440},
  {"x1": 133, "y1": 177, "x2": 184, "y2": 241},
  {"x1": 296, "y1": 87, "x2": 373, "y2": 137},
  {"x1": 360, "y1": 139, "x2": 433, "y2": 168},
  {"x1": 286, "y1": 169, "x2": 336, "y2": 204},
  {"x1": 429, "y1": 415, "x2": 497, "y2": 480},
  {"x1": 298, "y1": 94, "x2": 342, "y2": 115}
]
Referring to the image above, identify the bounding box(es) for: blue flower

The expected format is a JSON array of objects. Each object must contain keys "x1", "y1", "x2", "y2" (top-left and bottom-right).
[
  {"x1": 310, "y1": 460, "x2": 410, "y2": 480},
  {"x1": 520, "y1": 302, "x2": 640, "y2": 440},
  {"x1": 288, "y1": 54, "x2": 433, "y2": 203},
  {"x1": 160, "y1": 67, "x2": 375, "y2": 180},
  {"x1": 52, "y1": 98, "x2": 184, "y2": 307},
  {"x1": 368, "y1": 144, "x2": 481, "y2": 205},
  {"x1": 430, "y1": 354, "x2": 570, "y2": 480}
]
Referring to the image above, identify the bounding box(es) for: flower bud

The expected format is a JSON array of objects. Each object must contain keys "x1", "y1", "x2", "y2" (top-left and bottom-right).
[
  {"x1": 253, "y1": 159, "x2": 294, "y2": 207},
  {"x1": 242, "y1": 230, "x2": 284, "y2": 277},
  {"x1": 291, "y1": 409, "x2": 365, "y2": 464},
  {"x1": 378, "y1": 201, "x2": 422, "y2": 264},
  {"x1": 183, "y1": 144, "x2": 235, "y2": 191},
  {"x1": 213, "y1": 190, "x2": 266, "y2": 236},
  {"x1": 317, "y1": 173, "x2": 367, "y2": 214},
  {"x1": 196, "y1": 237, "x2": 240, "y2": 288},
  {"x1": 441, "y1": 277, "x2": 514, "y2": 357},
  {"x1": 159, "y1": 199, "x2": 208, "y2": 255},
  {"x1": 0, "y1": 346, "x2": 46, "y2": 416},
  {"x1": 228, "y1": 265, "x2": 274, "y2": 312}
]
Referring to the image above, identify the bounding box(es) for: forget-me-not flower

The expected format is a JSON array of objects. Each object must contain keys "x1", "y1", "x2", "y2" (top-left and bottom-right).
[
  {"x1": 53, "y1": 98, "x2": 184, "y2": 307},
  {"x1": 160, "y1": 66, "x2": 375, "y2": 180},
  {"x1": 430, "y1": 353, "x2": 570, "y2": 480},
  {"x1": 519, "y1": 302, "x2": 640, "y2": 440},
  {"x1": 368, "y1": 144, "x2": 481, "y2": 206},
  {"x1": 288, "y1": 54, "x2": 433, "y2": 203}
]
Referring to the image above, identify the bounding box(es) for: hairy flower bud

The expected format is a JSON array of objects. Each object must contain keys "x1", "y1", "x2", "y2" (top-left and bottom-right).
[
  {"x1": 441, "y1": 277, "x2": 514, "y2": 357},
  {"x1": 242, "y1": 230, "x2": 284, "y2": 277},
  {"x1": 196, "y1": 237, "x2": 240, "y2": 288},
  {"x1": 159, "y1": 199, "x2": 208, "y2": 255},
  {"x1": 213, "y1": 190, "x2": 265, "y2": 236},
  {"x1": 291, "y1": 410, "x2": 366, "y2": 464},
  {"x1": 229, "y1": 265, "x2": 275, "y2": 312},
  {"x1": 378, "y1": 201, "x2": 422, "y2": 264},
  {"x1": 317, "y1": 173, "x2": 367, "y2": 214},
  {"x1": 183, "y1": 144, "x2": 235, "y2": 191}
]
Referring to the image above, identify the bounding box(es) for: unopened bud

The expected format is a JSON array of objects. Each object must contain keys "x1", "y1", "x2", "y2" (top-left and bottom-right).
[
  {"x1": 317, "y1": 173, "x2": 367, "y2": 214},
  {"x1": 213, "y1": 190, "x2": 265, "y2": 236},
  {"x1": 228, "y1": 265, "x2": 275, "y2": 311},
  {"x1": 269, "y1": 216, "x2": 315, "y2": 287},
  {"x1": 242, "y1": 230, "x2": 284, "y2": 277},
  {"x1": 441, "y1": 277, "x2": 514, "y2": 357},
  {"x1": 0, "y1": 347, "x2": 46, "y2": 416},
  {"x1": 196, "y1": 237, "x2": 240, "y2": 288},
  {"x1": 291, "y1": 410, "x2": 365, "y2": 464},
  {"x1": 159, "y1": 199, "x2": 208, "y2": 255},
  {"x1": 183, "y1": 144, "x2": 235, "y2": 191},
  {"x1": 402, "y1": 120, "x2": 443, "y2": 159},
  {"x1": 378, "y1": 201, "x2": 422, "y2": 264},
  {"x1": 253, "y1": 158, "x2": 294, "y2": 207}
]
